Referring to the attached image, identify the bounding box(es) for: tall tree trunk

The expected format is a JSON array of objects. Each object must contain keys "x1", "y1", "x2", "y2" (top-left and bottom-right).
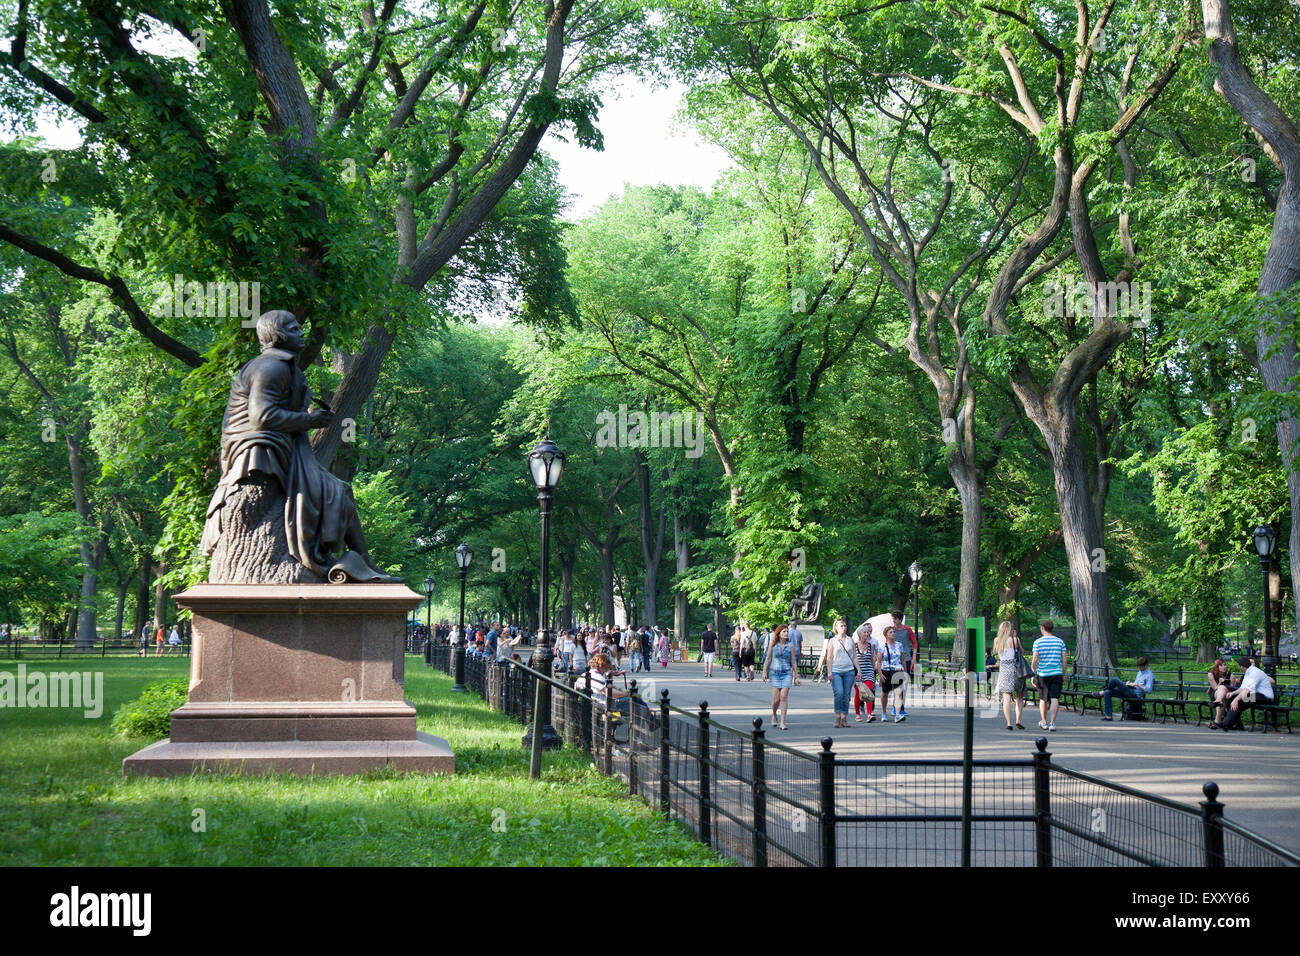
[
  {"x1": 950, "y1": 464, "x2": 981, "y2": 663},
  {"x1": 67, "y1": 434, "x2": 111, "y2": 651},
  {"x1": 1040, "y1": 412, "x2": 1118, "y2": 668},
  {"x1": 558, "y1": 537, "x2": 575, "y2": 632},
  {"x1": 599, "y1": 546, "x2": 615, "y2": 626},
  {"x1": 635, "y1": 451, "x2": 667, "y2": 627},
  {"x1": 153, "y1": 560, "x2": 169, "y2": 629},
  {"x1": 132, "y1": 552, "x2": 152, "y2": 640},
  {"x1": 674, "y1": 512, "x2": 692, "y2": 641},
  {"x1": 1203, "y1": 0, "x2": 1300, "y2": 640},
  {"x1": 113, "y1": 576, "x2": 128, "y2": 643}
]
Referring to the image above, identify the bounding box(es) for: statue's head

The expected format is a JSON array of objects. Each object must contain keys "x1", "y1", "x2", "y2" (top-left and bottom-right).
[{"x1": 256, "y1": 310, "x2": 305, "y2": 353}]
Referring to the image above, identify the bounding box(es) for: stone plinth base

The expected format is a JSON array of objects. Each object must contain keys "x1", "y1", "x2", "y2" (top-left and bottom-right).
[
  {"x1": 123, "y1": 731, "x2": 455, "y2": 776},
  {"x1": 123, "y1": 583, "x2": 455, "y2": 778},
  {"x1": 799, "y1": 624, "x2": 826, "y2": 657}
]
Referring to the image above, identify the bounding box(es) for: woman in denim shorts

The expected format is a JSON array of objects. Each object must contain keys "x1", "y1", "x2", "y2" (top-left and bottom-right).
[{"x1": 764, "y1": 623, "x2": 800, "y2": 730}]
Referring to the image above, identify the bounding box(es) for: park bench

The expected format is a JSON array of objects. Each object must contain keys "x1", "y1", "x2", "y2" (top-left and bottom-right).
[
  {"x1": 1028, "y1": 673, "x2": 1105, "y2": 713},
  {"x1": 1195, "y1": 684, "x2": 1300, "y2": 733},
  {"x1": 1142, "y1": 681, "x2": 1194, "y2": 724}
]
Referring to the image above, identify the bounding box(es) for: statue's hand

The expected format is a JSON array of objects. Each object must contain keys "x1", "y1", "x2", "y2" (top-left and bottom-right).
[{"x1": 307, "y1": 408, "x2": 335, "y2": 429}]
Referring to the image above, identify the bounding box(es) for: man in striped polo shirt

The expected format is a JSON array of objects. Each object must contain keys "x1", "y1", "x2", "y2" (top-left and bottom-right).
[{"x1": 1032, "y1": 620, "x2": 1068, "y2": 732}]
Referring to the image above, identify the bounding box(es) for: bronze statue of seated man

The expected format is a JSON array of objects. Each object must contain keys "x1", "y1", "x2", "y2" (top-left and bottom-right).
[{"x1": 200, "y1": 309, "x2": 397, "y2": 584}]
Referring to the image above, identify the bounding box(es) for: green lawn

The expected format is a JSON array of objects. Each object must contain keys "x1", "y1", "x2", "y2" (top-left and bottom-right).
[{"x1": 0, "y1": 656, "x2": 725, "y2": 866}]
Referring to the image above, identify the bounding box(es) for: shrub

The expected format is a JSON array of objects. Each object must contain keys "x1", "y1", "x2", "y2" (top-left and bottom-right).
[{"x1": 111, "y1": 678, "x2": 189, "y2": 739}]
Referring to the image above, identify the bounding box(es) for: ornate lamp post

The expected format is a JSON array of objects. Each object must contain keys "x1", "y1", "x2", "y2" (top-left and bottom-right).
[
  {"x1": 422, "y1": 574, "x2": 435, "y2": 666},
  {"x1": 1252, "y1": 526, "x2": 1278, "y2": 678},
  {"x1": 452, "y1": 543, "x2": 471, "y2": 692},
  {"x1": 908, "y1": 561, "x2": 924, "y2": 643},
  {"x1": 524, "y1": 437, "x2": 565, "y2": 756}
]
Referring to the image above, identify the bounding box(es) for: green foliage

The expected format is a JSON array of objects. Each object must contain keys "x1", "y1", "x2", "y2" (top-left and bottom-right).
[
  {"x1": 352, "y1": 470, "x2": 418, "y2": 577},
  {"x1": 0, "y1": 511, "x2": 91, "y2": 621},
  {"x1": 109, "y1": 677, "x2": 189, "y2": 740}
]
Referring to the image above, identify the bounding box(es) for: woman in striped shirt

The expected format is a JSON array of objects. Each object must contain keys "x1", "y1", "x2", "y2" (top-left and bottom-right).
[{"x1": 853, "y1": 624, "x2": 877, "y2": 722}]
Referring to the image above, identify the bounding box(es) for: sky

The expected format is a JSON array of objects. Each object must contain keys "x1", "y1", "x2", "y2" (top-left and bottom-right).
[{"x1": 541, "y1": 79, "x2": 733, "y2": 218}]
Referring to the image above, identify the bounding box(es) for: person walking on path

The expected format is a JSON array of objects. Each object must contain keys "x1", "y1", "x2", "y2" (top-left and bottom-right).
[
  {"x1": 1032, "y1": 620, "x2": 1068, "y2": 732},
  {"x1": 571, "y1": 633, "x2": 589, "y2": 673},
  {"x1": 730, "y1": 627, "x2": 743, "y2": 680},
  {"x1": 763, "y1": 623, "x2": 799, "y2": 730},
  {"x1": 890, "y1": 610, "x2": 918, "y2": 685},
  {"x1": 826, "y1": 617, "x2": 863, "y2": 728},
  {"x1": 852, "y1": 623, "x2": 877, "y2": 722},
  {"x1": 877, "y1": 626, "x2": 909, "y2": 722},
  {"x1": 627, "y1": 629, "x2": 642, "y2": 673},
  {"x1": 993, "y1": 621, "x2": 1026, "y2": 730},
  {"x1": 740, "y1": 623, "x2": 757, "y2": 681},
  {"x1": 657, "y1": 628, "x2": 672, "y2": 668},
  {"x1": 700, "y1": 625, "x2": 718, "y2": 677}
]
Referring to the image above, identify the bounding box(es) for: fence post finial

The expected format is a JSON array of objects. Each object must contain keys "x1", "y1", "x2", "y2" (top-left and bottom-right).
[{"x1": 1200, "y1": 780, "x2": 1226, "y2": 868}]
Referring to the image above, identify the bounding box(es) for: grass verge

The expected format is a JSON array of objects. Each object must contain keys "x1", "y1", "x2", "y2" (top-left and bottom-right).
[{"x1": 0, "y1": 657, "x2": 725, "y2": 866}]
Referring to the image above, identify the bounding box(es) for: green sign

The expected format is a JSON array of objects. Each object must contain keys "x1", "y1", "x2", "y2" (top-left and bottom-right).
[{"x1": 964, "y1": 617, "x2": 986, "y2": 677}]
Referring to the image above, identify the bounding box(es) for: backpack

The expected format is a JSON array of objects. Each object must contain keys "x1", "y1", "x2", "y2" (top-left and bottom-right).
[{"x1": 630, "y1": 636, "x2": 642, "y2": 653}]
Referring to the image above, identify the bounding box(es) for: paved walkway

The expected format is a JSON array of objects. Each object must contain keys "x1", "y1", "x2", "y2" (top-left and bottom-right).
[{"x1": 618, "y1": 660, "x2": 1300, "y2": 852}]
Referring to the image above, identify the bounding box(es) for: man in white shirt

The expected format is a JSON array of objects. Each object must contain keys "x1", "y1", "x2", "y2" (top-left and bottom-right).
[{"x1": 1219, "y1": 656, "x2": 1275, "y2": 731}]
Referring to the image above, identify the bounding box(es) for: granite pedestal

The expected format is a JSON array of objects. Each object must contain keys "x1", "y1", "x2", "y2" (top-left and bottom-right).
[{"x1": 123, "y1": 583, "x2": 454, "y2": 777}]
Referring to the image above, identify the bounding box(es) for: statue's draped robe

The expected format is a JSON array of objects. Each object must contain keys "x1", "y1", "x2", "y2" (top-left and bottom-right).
[{"x1": 200, "y1": 347, "x2": 352, "y2": 577}]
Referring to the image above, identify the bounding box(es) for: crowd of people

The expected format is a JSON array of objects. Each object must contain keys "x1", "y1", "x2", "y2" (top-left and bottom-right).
[
  {"x1": 426, "y1": 611, "x2": 1287, "y2": 737},
  {"x1": 985, "y1": 619, "x2": 1283, "y2": 733},
  {"x1": 690, "y1": 611, "x2": 921, "y2": 731},
  {"x1": 135, "y1": 623, "x2": 183, "y2": 657}
]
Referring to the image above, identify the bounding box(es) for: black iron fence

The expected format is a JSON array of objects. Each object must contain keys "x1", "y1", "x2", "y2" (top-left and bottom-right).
[
  {"x1": 424, "y1": 646, "x2": 1300, "y2": 868},
  {"x1": 2, "y1": 637, "x2": 191, "y2": 659}
]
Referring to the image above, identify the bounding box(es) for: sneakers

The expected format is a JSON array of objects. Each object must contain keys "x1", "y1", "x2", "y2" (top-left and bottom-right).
[
  {"x1": 1038, "y1": 720, "x2": 1048, "y2": 730},
  {"x1": 895, "y1": 713, "x2": 906, "y2": 723},
  {"x1": 889, "y1": 706, "x2": 896, "y2": 717},
  {"x1": 1101, "y1": 716, "x2": 1113, "y2": 721},
  {"x1": 866, "y1": 715, "x2": 877, "y2": 723},
  {"x1": 899, "y1": 708, "x2": 908, "y2": 718},
  {"x1": 1048, "y1": 723, "x2": 1056, "y2": 732},
  {"x1": 855, "y1": 714, "x2": 864, "y2": 722}
]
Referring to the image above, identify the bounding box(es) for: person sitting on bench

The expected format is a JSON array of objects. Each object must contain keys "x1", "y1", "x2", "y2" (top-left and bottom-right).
[
  {"x1": 1219, "y1": 656, "x2": 1275, "y2": 731},
  {"x1": 1207, "y1": 658, "x2": 1237, "y2": 728},
  {"x1": 1101, "y1": 657, "x2": 1154, "y2": 721}
]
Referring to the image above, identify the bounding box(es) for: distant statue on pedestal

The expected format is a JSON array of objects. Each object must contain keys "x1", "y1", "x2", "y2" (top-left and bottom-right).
[
  {"x1": 789, "y1": 574, "x2": 824, "y2": 624},
  {"x1": 199, "y1": 310, "x2": 397, "y2": 584}
]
